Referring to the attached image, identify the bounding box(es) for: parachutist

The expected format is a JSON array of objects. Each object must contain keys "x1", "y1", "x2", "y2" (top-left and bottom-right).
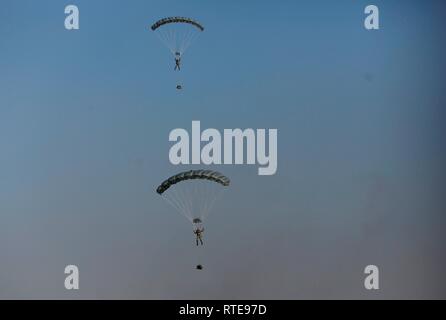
[
  {"x1": 194, "y1": 227, "x2": 204, "y2": 246},
  {"x1": 174, "y1": 52, "x2": 181, "y2": 71},
  {"x1": 196, "y1": 264, "x2": 203, "y2": 270},
  {"x1": 156, "y1": 171, "x2": 230, "y2": 251},
  {"x1": 176, "y1": 85, "x2": 182, "y2": 90},
  {"x1": 174, "y1": 58, "x2": 181, "y2": 70},
  {"x1": 151, "y1": 17, "x2": 204, "y2": 73}
]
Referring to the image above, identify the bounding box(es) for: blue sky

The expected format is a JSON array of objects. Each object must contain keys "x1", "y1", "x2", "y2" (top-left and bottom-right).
[{"x1": 0, "y1": 0, "x2": 445, "y2": 299}]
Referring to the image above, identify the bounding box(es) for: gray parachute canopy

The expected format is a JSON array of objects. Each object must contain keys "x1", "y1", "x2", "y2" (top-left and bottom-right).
[
  {"x1": 156, "y1": 170, "x2": 230, "y2": 226},
  {"x1": 151, "y1": 17, "x2": 204, "y2": 32},
  {"x1": 157, "y1": 170, "x2": 230, "y2": 194}
]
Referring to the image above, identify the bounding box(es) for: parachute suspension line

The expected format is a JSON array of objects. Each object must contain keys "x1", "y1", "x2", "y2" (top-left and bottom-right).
[
  {"x1": 163, "y1": 193, "x2": 184, "y2": 218},
  {"x1": 180, "y1": 28, "x2": 200, "y2": 55},
  {"x1": 196, "y1": 182, "x2": 206, "y2": 219},
  {"x1": 201, "y1": 184, "x2": 211, "y2": 219},
  {"x1": 162, "y1": 185, "x2": 186, "y2": 220},
  {"x1": 190, "y1": 181, "x2": 214, "y2": 222},
  {"x1": 178, "y1": 30, "x2": 188, "y2": 54},
  {"x1": 180, "y1": 29, "x2": 194, "y2": 54},
  {"x1": 159, "y1": 27, "x2": 179, "y2": 55},
  {"x1": 168, "y1": 188, "x2": 185, "y2": 213},
  {"x1": 201, "y1": 183, "x2": 212, "y2": 218},
  {"x1": 171, "y1": 185, "x2": 192, "y2": 220},
  {"x1": 155, "y1": 30, "x2": 175, "y2": 55},
  {"x1": 182, "y1": 182, "x2": 194, "y2": 219},
  {"x1": 165, "y1": 29, "x2": 175, "y2": 53},
  {"x1": 184, "y1": 182, "x2": 196, "y2": 221},
  {"x1": 198, "y1": 183, "x2": 206, "y2": 222},
  {"x1": 157, "y1": 170, "x2": 229, "y2": 228},
  {"x1": 176, "y1": 185, "x2": 193, "y2": 221},
  {"x1": 189, "y1": 29, "x2": 201, "y2": 49},
  {"x1": 194, "y1": 181, "x2": 209, "y2": 220},
  {"x1": 198, "y1": 181, "x2": 209, "y2": 220},
  {"x1": 173, "y1": 30, "x2": 180, "y2": 53},
  {"x1": 191, "y1": 181, "x2": 198, "y2": 217},
  {"x1": 154, "y1": 31, "x2": 170, "y2": 53},
  {"x1": 203, "y1": 182, "x2": 216, "y2": 217},
  {"x1": 163, "y1": 196, "x2": 183, "y2": 216},
  {"x1": 168, "y1": 29, "x2": 178, "y2": 54},
  {"x1": 211, "y1": 188, "x2": 225, "y2": 216},
  {"x1": 163, "y1": 181, "x2": 225, "y2": 225},
  {"x1": 165, "y1": 189, "x2": 188, "y2": 218},
  {"x1": 201, "y1": 185, "x2": 225, "y2": 221},
  {"x1": 177, "y1": 182, "x2": 193, "y2": 220}
]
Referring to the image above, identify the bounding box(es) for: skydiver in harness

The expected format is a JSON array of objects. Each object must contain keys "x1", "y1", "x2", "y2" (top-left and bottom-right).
[
  {"x1": 194, "y1": 227, "x2": 204, "y2": 246},
  {"x1": 174, "y1": 52, "x2": 181, "y2": 71},
  {"x1": 193, "y1": 218, "x2": 204, "y2": 246}
]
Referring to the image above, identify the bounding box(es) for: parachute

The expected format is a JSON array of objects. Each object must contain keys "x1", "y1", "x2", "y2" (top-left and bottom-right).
[
  {"x1": 156, "y1": 170, "x2": 230, "y2": 229},
  {"x1": 151, "y1": 17, "x2": 204, "y2": 61}
]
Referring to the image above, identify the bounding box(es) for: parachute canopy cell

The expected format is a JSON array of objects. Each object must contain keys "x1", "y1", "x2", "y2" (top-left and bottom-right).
[{"x1": 156, "y1": 170, "x2": 230, "y2": 195}]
